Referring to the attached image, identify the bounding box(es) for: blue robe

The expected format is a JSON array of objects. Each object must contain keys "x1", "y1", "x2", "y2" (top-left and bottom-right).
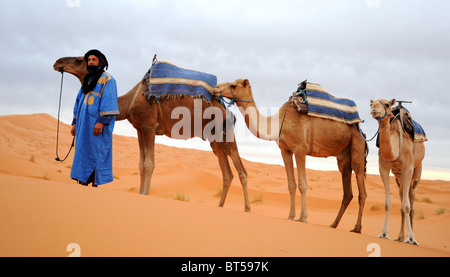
[{"x1": 70, "y1": 72, "x2": 119, "y2": 185}]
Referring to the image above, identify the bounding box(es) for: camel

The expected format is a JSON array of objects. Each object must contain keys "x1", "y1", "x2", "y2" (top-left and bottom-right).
[
  {"x1": 370, "y1": 99, "x2": 425, "y2": 245},
  {"x1": 53, "y1": 56, "x2": 251, "y2": 212},
  {"x1": 214, "y1": 79, "x2": 368, "y2": 233}
]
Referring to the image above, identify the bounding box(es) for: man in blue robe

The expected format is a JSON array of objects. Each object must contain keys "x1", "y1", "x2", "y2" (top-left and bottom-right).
[{"x1": 70, "y1": 49, "x2": 119, "y2": 187}]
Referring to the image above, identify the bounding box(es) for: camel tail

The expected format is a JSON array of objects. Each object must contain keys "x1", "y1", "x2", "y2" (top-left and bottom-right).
[
  {"x1": 359, "y1": 123, "x2": 369, "y2": 178},
  {"x1": 364, "y1": 140, "x2": 369, "y2": 179},
  {"x1": 354, "y1": 123, "x2": 369, "y2": 179}
]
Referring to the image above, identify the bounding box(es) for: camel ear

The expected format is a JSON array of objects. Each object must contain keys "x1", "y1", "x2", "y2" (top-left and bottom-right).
[
  {"x1": 370, "y1": 100, "x2": 374, "y2": 106},
  {"x1": 242, "y1": 79, "x2": 249, "y2": 87},
  {"x1": 389, "y1": 99, "x2": 396, "y2": 107}
]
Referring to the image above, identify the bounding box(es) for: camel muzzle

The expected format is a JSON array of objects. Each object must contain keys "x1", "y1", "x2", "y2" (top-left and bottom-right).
[
  {"x1": 212, "y1": 86, "x2": 223, "y2": 96},
  {"x1": 370, "y1": 110, "x2": 380, "y2": 119}
]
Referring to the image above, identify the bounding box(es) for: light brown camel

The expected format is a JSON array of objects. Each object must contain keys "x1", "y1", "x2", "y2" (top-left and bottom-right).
[
  {"x1": 53, "y1": 57, "x2": 251, "y2": 212},
  {"x1": 370, "y1": 99, "x2": 425, "y2": 245},
  {"x1": 214, "y1": 79, "x2": 368, "y2": 233}
]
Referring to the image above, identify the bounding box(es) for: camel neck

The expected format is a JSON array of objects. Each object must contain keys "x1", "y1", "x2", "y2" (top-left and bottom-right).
[
  {"x1": 235, "y1": 98, "x2": 281, "y2": 141},
  {"x1": 116, "y1": 82, "x2": 141, "y2": 121},
  {"x1": 378, "y1": 118, "x2": 400, "y2": 161}
]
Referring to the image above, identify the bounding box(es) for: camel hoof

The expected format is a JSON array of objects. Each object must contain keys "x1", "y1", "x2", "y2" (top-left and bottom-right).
[
  {"x1": 404, "y1": 238, "x2": 419, "y2": 246},
  {"x1": 296, "y1": 218, "x2": 308, "y2": 223},
  {"x1": 378, "y1": 233, "x2": 390, "y2": 240},
  {"x1": 350, "y1": 224, "x2": 362, "y2": 233},
  {"x1": 350, "y1": 228, "x2": 361, "y2": 234},
  {"x1": 395, "y1": 237, "x2": 404, "y2": 243}
]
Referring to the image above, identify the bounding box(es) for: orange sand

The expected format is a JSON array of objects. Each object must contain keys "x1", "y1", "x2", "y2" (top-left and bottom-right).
[{"x1": 1, "y1": 113, "x2": 449, "y2": 257}]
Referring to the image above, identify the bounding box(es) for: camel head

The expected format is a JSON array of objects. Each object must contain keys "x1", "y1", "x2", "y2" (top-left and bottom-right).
[
  {"x1": 370, "y1": 98, "x2": 396, "y2": 121},
  {"x1": 213, "y1": 79, "x2": 254, "y2": 103},
  {"x1": 53, "y1": 56, "x2": 87, "y2": 83}
]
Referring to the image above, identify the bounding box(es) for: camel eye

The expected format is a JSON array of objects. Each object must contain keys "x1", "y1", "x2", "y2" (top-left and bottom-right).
[
  {"x1": 385, "y1": 103, "x2": 390, "y2": 108},
  {"x1": 75, "y1": 58, "x2": 83, "y2": 64}
]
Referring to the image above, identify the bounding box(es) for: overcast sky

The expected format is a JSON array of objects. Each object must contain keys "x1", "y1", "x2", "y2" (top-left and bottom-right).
[{"x1": 1, "y1": 0, "x2": 449, "y2": 180}]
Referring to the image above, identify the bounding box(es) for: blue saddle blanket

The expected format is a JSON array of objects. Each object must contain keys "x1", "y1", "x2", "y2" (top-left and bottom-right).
[
  {"x1": 302, "y1": 82, "x2": 363, "y2": 125},
  {"x1": 403, "y1": 107, "x2": 427, "y2": 142},
  {"x1": 412, "y1": 120, "x2": 427, "y2": 142},
  {"x1": 143, "y1": 61, "x2": 217, "y2": 102}
]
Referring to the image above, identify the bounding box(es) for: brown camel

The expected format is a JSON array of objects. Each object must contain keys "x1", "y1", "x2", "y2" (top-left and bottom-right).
[
  {"x1": 214, "y1": 79, "x2": 368, "y2": 233},
  {"x1": 53, "y1": 57, "x2": 251, "y2": 212},
  {"x1": 370, "y1": 99, "x2": 425, "y2": 245}
]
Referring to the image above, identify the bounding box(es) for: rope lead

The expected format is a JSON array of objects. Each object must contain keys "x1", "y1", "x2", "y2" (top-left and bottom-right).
[{"x1": 55, "y1": 70, "x2": 75, "y2": 162}]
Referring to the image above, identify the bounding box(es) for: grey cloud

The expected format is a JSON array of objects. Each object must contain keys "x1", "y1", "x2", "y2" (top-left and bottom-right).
[{"x1": 0, "y1": 0, "x2": 449, "y2": 177}]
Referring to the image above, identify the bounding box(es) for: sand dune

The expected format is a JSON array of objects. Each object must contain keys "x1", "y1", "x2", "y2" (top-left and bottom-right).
[{"x1": 0, "y1": 113, "x2": 449, "y2": 257}]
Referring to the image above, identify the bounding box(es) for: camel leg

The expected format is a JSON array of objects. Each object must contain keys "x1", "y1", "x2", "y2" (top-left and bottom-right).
[
  {"x1": 210, "y1": 141, "x2": 234, "y2": 209},
  {"x1": 409, "y1": 180, "x2": 418, "y2": 231},
  {"x1": 349, "y1": 137, "x2": 367, "y2": 233},
  {"x1": 294, "y1": 154, "x2": 308, "y2": 223},
  {"x1": 395, "y1": 177, "x2": 406, "y2": 242},
  {"x1": 226, "y1": 141, "x2": 251, "y2": 212},
  {"x1": 280, "y1": 149, "x2": 297, "y2": 220},
  {"x1": 330, "y1": 154, "x2": 353, "y2": 230},
  {"x1": 350, "y1": 170, "x2": 367, "y2": 233},
  {"x1": 410, "y1": 164, "x2": 422, "y2": 231},
  {"x1": 401, "y1": 166, "x2": 419, "y2": 245},
  {"x1": 378, "y1": 162, "x2": 392, "y2": 240},
  {"x1": 137, "y1": 129, "x2": 146, "y2": 194},
  {"x1": 139, "y1": 126, "x2": 156, "y2": 196}
]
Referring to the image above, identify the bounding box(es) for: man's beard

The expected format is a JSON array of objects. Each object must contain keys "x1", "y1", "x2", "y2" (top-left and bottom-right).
[
  {"x1": 82, "y1": 64, "x2": 104, "y2": 94},
  {"x1": 87, "y1": 65, "x2": 102, "y2": 74}
]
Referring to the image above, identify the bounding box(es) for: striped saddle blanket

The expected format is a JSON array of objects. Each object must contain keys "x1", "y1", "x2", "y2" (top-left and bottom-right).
[
  {"x1": 143, "y1": 61, "x2": 217, "y2": 103},
  {"x1": 292, "y1": 82, "x2": 363, "y2": 125}
]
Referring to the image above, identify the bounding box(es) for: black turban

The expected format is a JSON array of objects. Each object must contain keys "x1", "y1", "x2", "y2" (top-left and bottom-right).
[{"x1": 84, "y1": 49, "x2": 108, "y2": 70}]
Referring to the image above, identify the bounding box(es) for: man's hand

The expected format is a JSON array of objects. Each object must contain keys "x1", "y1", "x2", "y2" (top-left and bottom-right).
[
  {"x1": 71, "y1": 124, "x2": 76, "y2": 136},
  {"x1": 94, "y1": 122, "x2": 104, "y2": 136}
]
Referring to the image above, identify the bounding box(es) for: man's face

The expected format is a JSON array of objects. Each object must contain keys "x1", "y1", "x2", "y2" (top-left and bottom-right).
[{"x1": 87, "y1": 55, "x2": 100, "y2": 66}]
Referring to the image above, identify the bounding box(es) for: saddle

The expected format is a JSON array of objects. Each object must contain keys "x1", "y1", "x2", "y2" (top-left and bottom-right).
[
  {"x1": 289, "y1": 79, "x2": 308, "y2": 114},
  {"x1": 391, "y1": 106, "x2": 414, "y2": 137}
]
